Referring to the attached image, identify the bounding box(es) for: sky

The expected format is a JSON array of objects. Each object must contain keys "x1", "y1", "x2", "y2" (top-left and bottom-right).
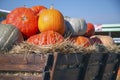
[{"x1": 0, "y1": 0, "x2": 120, "y2": 24}]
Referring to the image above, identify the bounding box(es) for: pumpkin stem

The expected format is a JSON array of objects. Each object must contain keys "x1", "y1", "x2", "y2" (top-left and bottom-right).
[
  {"x1": 23, "y1": 5, "x2": 26, "y2": 7},
  {"x1": 22, "y1": 15, "x2": 27, "y2": 21},
  {"x1": 50, "y1": 4, "x2": 54, "y2": 9}
]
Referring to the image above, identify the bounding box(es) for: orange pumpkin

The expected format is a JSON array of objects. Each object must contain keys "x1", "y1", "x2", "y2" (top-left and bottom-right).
[
  {"x1": 72, "y1": 36, "x2": 92, "y2": 47},
  {"x1": 31, "y1": 5, "x2": 47, "y2": 16},
  {"x1": 1, "y1": 19, "x2": 6, "y2": 24},
  {"x1": 27, "y1": 30, "x2": 64, "y2": 45},
  {"x1": 84, "y1": 23, "x2": 95, "y2": 37},
  {"x1": 6, "y1": 7, "x2": 38, "y2": 39},
  {"x1": 38, "y1": 6, "x2": 66, "y2": 35}
]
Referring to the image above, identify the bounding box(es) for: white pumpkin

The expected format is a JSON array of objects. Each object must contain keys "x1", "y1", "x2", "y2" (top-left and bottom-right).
[{"x1": 64, "y1": 17, "x2": 87, "y2": 36}]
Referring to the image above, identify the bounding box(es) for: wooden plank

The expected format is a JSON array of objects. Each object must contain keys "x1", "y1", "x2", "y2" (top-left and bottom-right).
[
  {"x1": 65, "y1": 53, "x2": 84, "y2": 65},
  {"x1": 76, "y1": 53, "x2": 85, "y2": 64},
  {"x1": 106, "y1": 53, "x2": 118, "y2": 63},
  {"x1": 43, "y1": 54, "x2": 54, "y2": 80},
  {"x1": 0, "y1": 54, "x2": 47, "y2": 65},
  {"x1": 0, "y1": 54, "x2": 29, "y2": 64},
  {"x1": 84, "y1": 64, "x2": 100, "y2": 80},
  {"x1": 50, "y1": 52, "x2": 58, "y2": 80},
  {"x1": 0, "y1": 53, "x2": 48, "y2": 72},
  {"x1": 0, "y1": 75, "x2": 42, "y2": 80},
  {"x1": 101, "y1": 53, "x2": 120, "y2": 80},
  {"x1": 50, "y1": 53, "x2": 86, "y2": 80},
  {"x1": 88, "y1": 53, "x2": 103, "y2": 64},
  {"x1": 102, "y1": 63, "x2": 115, "y2": 80},
  {"x1": 77, "y1": 53, "x2": 91, "y2": 80},
  {"x1": 55, "y1": 53, "x2": 84, "y2": 66},
  {"x1": 34, "y1": 54, "x2": 48, "y2": 64},
  {"x1": 44, "y1": 54, "x2": 54, "y2": 71},
  {"x1": 0, "y1": 64, "x2": 44, "y2": 72},
  {"x1": 52, "y1": 69, "x2": 80, "y2": 80},
  {"x1": 83, "y1": 53, "x2": 103, "y2": 80}
]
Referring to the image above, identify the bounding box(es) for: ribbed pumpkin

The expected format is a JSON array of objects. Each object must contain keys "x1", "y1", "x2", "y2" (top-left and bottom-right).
[
  {"x1": 27, "y1": 31, "x2": 64, "y2": 45},
  {"x1": 71, "y1": 36, "x2": 92, "y2": 47},
  {"x1": 64, "y1": 17, "x2": 87, "y2": 36},
  {"x1": 38, "y1": 6, "x2": 66, "y2": 35},
  {"x1": 0, "y1": 24, "x2": 23, "y2": 51},
  {"x1": 31, "y1": 5, "x2": 47, "y2": 16},
  {"x1": 6, "y1": 7, "x2": 38, "y2": 39},
  {"x1": 84, "y1": 23, "x2": 95, "y2": 37}
]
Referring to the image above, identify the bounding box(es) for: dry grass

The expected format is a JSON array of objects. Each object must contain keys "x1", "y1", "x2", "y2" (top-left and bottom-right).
[
  {"x1": 1, "y1": 38, "x2": 119, "y2": 54},
  {"x1": 117, "y1": 76, "x2": 120, "y2": 80},
  {"x1": 0, "y1": 71, "x2": 41, "y2": 76}
]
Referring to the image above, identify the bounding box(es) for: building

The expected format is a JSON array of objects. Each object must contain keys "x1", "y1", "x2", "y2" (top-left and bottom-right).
[
  {"x1": 0, "y1": 9, "x2": 10, "y2": 22},
  {"x1": 94, "y1": 24, "x2": 120, "y2": 44}
]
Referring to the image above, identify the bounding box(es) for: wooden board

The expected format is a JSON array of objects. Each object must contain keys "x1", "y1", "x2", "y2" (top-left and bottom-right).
[
  {"x1": 0, "y1": 53, "x2": 48, "y2": 72},
  {"x1": 101, "y1": 53, "x2": 120, "y2": 80},
  {"x1": 0, "y1": 75, "x2": 42, "y2": 80}
]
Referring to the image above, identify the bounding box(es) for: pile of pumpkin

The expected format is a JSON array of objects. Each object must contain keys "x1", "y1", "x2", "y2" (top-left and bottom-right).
[{"x1": 0, "y1": 5, "x2": 115, "y2": 51}]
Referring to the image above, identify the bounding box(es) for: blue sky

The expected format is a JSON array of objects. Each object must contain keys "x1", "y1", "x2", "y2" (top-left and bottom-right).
[{"x1": 0, "y1": 0, "x2": 120, "y2": 24}]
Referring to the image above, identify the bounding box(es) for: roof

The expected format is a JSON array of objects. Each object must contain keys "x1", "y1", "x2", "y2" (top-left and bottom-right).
[
  {"x1": 94, "y1": 24, "x2": 120, "y2": 32},
  {"x1": 0, "y1": 9, "x2": 10, "y2": 13}
]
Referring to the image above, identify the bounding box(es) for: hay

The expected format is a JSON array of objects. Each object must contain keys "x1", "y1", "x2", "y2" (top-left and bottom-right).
[
  {"x1": 117, "y1": 76, "x2": 120, "y2": 80},
  {"x1": 2, "y1": 38, "x2": 120, "y2": 54},
  {"x1": 0, "y1": 71, "x2": 41, "y2": 76}
]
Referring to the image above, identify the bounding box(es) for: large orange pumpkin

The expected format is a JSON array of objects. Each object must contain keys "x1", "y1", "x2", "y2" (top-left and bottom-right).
[
  {"x1": 27, "y1": 30, "x2": 64, "y2": 45},
  {"x1": 72, "y1": 36, "x2": 92, "y2": 47},
  {"x1": 38, "y1": 6, "x2": 66, "y2": 35},
  {"x1": 31, "y1": 5, "x2": 47, "y2": 16},
  {"x1": 84, "y1": 23, "x2": 95, "y2": 37},
  {"x1": 6, "y1": 7, "x2": 38, "y2": 39}
]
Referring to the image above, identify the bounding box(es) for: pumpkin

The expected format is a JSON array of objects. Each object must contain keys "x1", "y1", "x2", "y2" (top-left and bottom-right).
[
  {"x1": 38, "y1": 6, "x2": 66, "y2": 35},
  {"x1": 93, "y1": 35, "x2": 114, "y2": 47},
  {"x1": 71, "y1": 36, "x2": 92, "y2": 47},
  {"x1": 84, "y1": 23, "x2": 95, "y2": 37},
  {"x1": 1, "y1": 19, "x2": 6, "y2": 24},
  {"x1": 90, "y1": 35, "x2": 102, "y2": 45},
  {"x1": 6, "y1": 7, "x2": 38, "y2": 39},
  {"x1": 0, "y1": 24, "x2": 23, "y2": 51},
  {"x1": 27, "y1": 30, "x2": 64, "y2": 45},
  {"x1": 31, "y1": 5, "x2": 47, "y2": 16},
  {"x1": 64, "y1": 17, "x2": 87, "y2": 36}
]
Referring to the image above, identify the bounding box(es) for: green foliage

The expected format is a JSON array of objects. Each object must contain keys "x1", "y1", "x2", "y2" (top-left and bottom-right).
[{"x1": 0, "y1": 12, "x2": 8, "y2": 21}]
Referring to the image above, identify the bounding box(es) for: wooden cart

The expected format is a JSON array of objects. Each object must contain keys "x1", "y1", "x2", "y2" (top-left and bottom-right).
[{"x1": 0, "y1": 52, "x2": 120, "y2": 80}]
